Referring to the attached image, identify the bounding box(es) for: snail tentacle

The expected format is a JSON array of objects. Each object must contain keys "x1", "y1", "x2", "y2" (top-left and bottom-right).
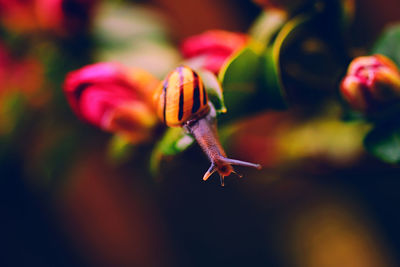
[
  {"x1": 219, "y1": 174, "x2": 225, "y2": 187},
  {"x1": 219, "y1": 157, "x2": 261, "y2": 170},
  {"x1": 203, "y1": 164, "x2": 217, "y2": 181}
]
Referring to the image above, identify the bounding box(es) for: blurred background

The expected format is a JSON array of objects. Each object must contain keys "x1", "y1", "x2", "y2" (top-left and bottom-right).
[{"x1": 1, "y1": 0, "x2": 400, "y2": 266}]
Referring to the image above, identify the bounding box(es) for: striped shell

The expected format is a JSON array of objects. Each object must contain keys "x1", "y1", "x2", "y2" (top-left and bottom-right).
[{"x1": 154, "y1": 66, "x2": 209, "y2": 127}]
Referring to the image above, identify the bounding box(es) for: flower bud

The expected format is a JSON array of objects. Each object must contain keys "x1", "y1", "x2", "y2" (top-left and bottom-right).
[
  {"x1": 340, "y1": 54, "x2": 400, "y2": 113},
  {"x1": 64, "y1": 62, "x2": 159, "y2": 143},
  {"x1": 180, "y1": 30, "x2": 248, "y2": 74}
]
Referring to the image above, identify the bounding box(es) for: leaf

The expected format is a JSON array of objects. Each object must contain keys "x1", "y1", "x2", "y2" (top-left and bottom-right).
[
  {"x1": 197, "y1": 69, "x2": 227, "y2": 114},
  {"x1": 217, "y1": 14, "x2": 315, "y2": 119},
  {"x1": 372, "y1": 24, "x2": 400, "y2": 66},
  {"x1": 262, "y1": 14, "x2": 310, "y2": 109},
  {"x1": 262, "y1": 46, "x2": 286, "y2": 109},
  {"x1": 218, "y1": 45, "x2": 263, "y2": 119},
  {"x1": 364, "y1": 122, "x2": 400, "y2": 164},
  {"x1": 149, "y1": 127, "x2": 194, "y2": 175}
]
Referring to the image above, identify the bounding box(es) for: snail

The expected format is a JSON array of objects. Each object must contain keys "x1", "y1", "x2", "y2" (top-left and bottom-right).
[{"x1": 154, "y1": 66, "x2": 261, "y2": 186}]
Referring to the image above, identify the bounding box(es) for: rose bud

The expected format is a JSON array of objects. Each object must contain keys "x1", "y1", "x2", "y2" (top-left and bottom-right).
[
  {"x1": 340, "y1": 54, "x2": 400, "y2": 113},
  {"x1": 64, "y1": 62, "x2": 159, "y2": 143},
  {"x1": 180, "y1": 30, "x2": 248, "y2": 74}
]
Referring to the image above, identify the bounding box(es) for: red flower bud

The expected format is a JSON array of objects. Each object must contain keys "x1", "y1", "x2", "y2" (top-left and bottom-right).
[
  {"x1": 64, "y1": 62, "x2": 159, "y2": 143},
  {"x1": 180, "y1": 30, "x2": 248, "y2": 74},
  {"x1": 340, "y1": 54, "x2": 400, "y2": 113}
]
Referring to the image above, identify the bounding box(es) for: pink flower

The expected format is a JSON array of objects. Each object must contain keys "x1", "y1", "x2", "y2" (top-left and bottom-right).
[
  {"x1": 180, "y1": 30, "x2": 248, "y2": 74},
  {"x1": 64, "y1": 62, "x2": 159, "y2": 143},
  {"x1": 340, "y1": 54, "x2": 400, "y2": 113}
]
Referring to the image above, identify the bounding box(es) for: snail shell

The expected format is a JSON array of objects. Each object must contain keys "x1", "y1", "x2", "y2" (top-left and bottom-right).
[{"x1": 154, "y1": 65, "x2": 210, "y2": 127}]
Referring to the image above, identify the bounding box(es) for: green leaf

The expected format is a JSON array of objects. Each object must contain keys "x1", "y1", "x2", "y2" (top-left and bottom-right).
[
  {"x1": 364, "y1": 122, "x2": 400, "y2": 164},
  {"x1": 262, "y1": 46, "x2": 286, "y2": 109},
  {"x1": 197, "y1": 69, "x2": 227, "y2": 114},
  {"x1": 372, "y1": 24, "x2": 400, "y2": 66},
  {"x1": 217, "y1": 14, "x2": 314, "y2": 118},
  {"x1": 218, "y1": 45, "x2": 263, "y2": 119},
  {"x1": 262, "y1": 14, "x2": 310, "y2": 109},
  {"x1": 149, "y1": 127, "x2": 194, "y2": 175}
]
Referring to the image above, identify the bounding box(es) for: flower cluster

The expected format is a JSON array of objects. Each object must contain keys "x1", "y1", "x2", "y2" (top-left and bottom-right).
[{"x1": 63, "y1": 29, "x2": 248, "y2": 144}]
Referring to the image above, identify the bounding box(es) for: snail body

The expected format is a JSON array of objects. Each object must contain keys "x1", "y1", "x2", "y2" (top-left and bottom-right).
[{"x1": 154, "y1": 66, "x2": 261, "y2": 185}]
